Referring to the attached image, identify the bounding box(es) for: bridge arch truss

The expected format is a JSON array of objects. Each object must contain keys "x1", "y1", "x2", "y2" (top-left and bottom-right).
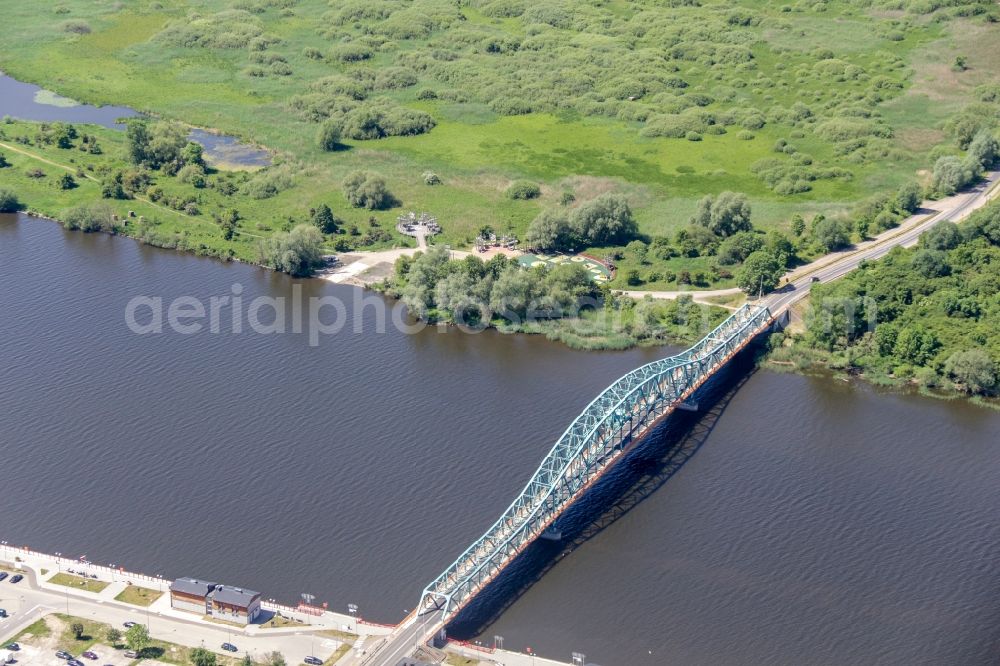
[{"x1": 421, "y1": 303, "x2": 774, "y2": 619}]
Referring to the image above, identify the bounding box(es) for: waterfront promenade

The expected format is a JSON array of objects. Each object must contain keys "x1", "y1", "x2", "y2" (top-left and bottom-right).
[{"x1": 0, "y1": 545, "x2": 575, "y2": 666}]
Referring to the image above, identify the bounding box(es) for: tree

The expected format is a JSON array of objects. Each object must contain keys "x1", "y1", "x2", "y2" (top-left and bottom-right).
[
  {"x1": 257, "y1": 225, "x2": 326, "y2": 277},
  {"x1": 489, "y1": 265, "x2": 543, "y2": 321},
  {"x1": 922, "y1": 221, "x2": 961, "y2": 251},
  {"x1": 790, "y1": 214, "x2": 805, "y2": 237},
  {"x1": 944, "y1": 349, "x2": 997, "y2": 394},
  {"x1": 570, "y1": 193, "x2": 638, "y2": 246},
  {"x1": 125, "y1": 119, "x2": 152, "y2": 166},
  {"x1": 181, "y1": 142, "x2": 204, "y2": 167},
  {"x1": 966, "y1": 129, "x2": 998, "y2": 170},
  {"x1": 896, "y1": 181, "x2": 922, "y2": 214},
  {"x1": 911, "y1": 249, "x2": 950, "y2": 278},
  {"x1": 105, "y1": 628, "x2": 122, "y2": 646},
  {"x1": 736, "y1": 250, "x2": 782, "y2": 295},
  {"x1": 342, "y1": 170, "x2": 391, "y2": 210},
  {"x1": 525, "y1": 209, "x2": 573, "y2": 251},
  {"x1": 931, "y1": 156, "x2": 975, "y2": 195},
  {"x1": 190, "y1": 647, "x2": 217, "y2": 666},
  {"x1": 0, "y1": 187, "x2": 20, "y2": 212},
  {"x1": 893, "y1": 326, "x2": 938, "y2": 365},
  {"x1": 71, "y1": 622, "x2": 85, "y2": 640},
  {"x1": 316, "y1": 120, "x2": 341, "y2": 151},
  {"x1": 240, "y1": 655, "x2": 254, "y2": 666},
  {"x1": 312, "y1": 204, "x2": 339, "y2": 234},
  {"x1": 812, "y1": 217, "x2": 851, "y2": 251},
  {"x1": 218, "y1": 208, "x2": 241, "y2": 241},
  {"x1": 691, "y1": 191, "x2": 752, "y2": 237},
  {"x1": 717, "y1": 231, "x2": 763, "y2": 265},
  {"x1": 125, "y1": 624, "x2": 150, "y2": 655},
  {"x1": 264, "y1": 652, "x2": 286, "y2": 666}
]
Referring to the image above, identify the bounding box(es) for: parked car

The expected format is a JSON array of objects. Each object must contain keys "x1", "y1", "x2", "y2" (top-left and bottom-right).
[
  {"x1": 0, "y1": 572, "x2": 7, "y2": 582},
  {"x1": 221, "y1": 644, "x2": 237, "y2": 653},
  {"x1": 122, "y1": 622, "x2": 136, "y2": 628},
  {"x1": 55, "y1": 652, "x2": 72, "y2": 660},
  {"x1": 9, "y1": 575, "x2": 22, "y2": 584},
  {"x1": 82, "y1": 651, "x2": 98, "y2": 660},
  {"x1": 3, "y1": 644, "x2": 19, "y2": 652},
  {"x1": 123, "y1": 651, "x2": 139, "y2": 659},
  {"x1": 68, "y1": 659, "x2": 85, "y2": 666},
  {"x1": 304, "y1": 657, "x2": 323, "y2": 665},
  {"x1": 0, "y1": 609, "x2": 7, "y2": 618}
]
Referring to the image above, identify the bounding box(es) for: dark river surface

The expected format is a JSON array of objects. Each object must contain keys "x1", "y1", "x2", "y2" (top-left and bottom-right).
[{"x1": 1, "y1": 215, "x2": 998, "y2": 665}]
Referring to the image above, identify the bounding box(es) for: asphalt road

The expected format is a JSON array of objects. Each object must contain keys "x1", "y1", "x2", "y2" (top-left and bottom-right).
[
  {"x1": 764, "y1": 172, "x2": 999, "y2": 316},
  {"x1": 361, "y1": 610, "x2": 443, "y2": 666}
]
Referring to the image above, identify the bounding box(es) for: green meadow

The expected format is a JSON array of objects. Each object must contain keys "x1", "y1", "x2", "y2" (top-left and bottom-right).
[{"x1": 0, "y1": 0, "x2": 998, "y2": 287}]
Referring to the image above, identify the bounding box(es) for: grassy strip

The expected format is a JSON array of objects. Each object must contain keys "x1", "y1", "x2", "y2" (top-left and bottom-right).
[
  {"x1": 48, "y1": 573, "x2": 110, "y2": 594},
  {"x1": 113, "y1": 586, "x2": 162, "y2": 608}
]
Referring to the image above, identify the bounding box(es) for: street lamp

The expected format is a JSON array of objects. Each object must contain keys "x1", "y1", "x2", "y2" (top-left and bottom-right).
[{"x1": 347, "y1": 604, "x2": 358, "y2": 632}]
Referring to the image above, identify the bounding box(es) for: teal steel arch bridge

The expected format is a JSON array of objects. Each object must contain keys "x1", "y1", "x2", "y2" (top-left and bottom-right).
[{"x1": 420, "y1": 302, "x2": 775, "y2": 620}]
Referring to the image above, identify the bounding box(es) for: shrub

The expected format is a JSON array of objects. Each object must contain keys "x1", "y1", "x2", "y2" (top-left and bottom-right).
[
  {"x1": 331, "y1": 43, "x2": 373, "y2": 62},
  {"x1": 343, "y1": 170, "x2": 391, "y2": 209},
  {"x1": 177, "y1": 164, "x2": 206, "y2": 188},
  {"x1": 155, "y1": 10, "x2": 264, "y2": 49},
  {"x1": 337, "y1": 104, "x2": 435, "y2": 140},
  {"x1": 316, "y1": 120, "x2": 342, "y2": 151},
  {"x1": 61, "y1": 202, "x2": 116, "y2": 232},
  {"x1": 505, "y1": 180, "x2": 541, "y2": 200},
  {"x1": 257, "y1": 225, "x2": 325, "y2": 277},
  {"x1": 60, "y1": 19, "x2": 91, "y2": 34},
  {"x1": 240, "y1": 166, "x2": 294, "y2": 199},
  {"x1": 423, "y1": 171, "x2": 441, "y2": 185},
  {"x1": 0, "y1": 187, "x2": 20, "y2": 212}
]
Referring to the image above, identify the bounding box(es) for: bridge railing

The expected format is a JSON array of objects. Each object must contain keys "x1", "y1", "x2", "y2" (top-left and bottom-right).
[{"x1": 421, "y1": 304, "x2": 772, "y2": 616}]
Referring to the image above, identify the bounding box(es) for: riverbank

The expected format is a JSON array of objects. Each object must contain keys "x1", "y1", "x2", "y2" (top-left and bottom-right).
[
  {"x1": 0, "y1": 545, "x2": 575, "y2": 666},
  {"x1": 758, "y1": 196, "x2": 1000, "y2": 403}
]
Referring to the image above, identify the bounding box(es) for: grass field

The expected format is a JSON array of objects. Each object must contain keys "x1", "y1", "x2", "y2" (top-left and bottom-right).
[
  {"x1": 48, "y1": 572, "x2": 111, "y2": 594},
  {"x1": 113, "y1": 586, "x2": 163, "y2": 607},
  {"x1": 0, "y1": 0, "x2": 998, "y2": 288}
]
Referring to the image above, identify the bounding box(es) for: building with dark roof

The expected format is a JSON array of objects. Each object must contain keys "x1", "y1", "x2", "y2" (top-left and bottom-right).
[
  {"x1": 210, "y1": 585, "x2": 262, "y2": 624},
  {"x1": 169, "y1": 577, "x2": 218, "y2": 615},
  {"x1": 168, "y1": 578, "x2": 261, "y2": 624}
]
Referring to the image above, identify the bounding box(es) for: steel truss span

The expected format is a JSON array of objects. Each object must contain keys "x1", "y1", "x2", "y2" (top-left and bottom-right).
[{"x1": 421, "y1": 303, "x2": 774, "y2": 618}]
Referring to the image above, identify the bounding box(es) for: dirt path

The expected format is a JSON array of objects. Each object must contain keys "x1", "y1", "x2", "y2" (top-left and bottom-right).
[{"x1": 0, "y1": 140, "x2": 269, "y2": 238}]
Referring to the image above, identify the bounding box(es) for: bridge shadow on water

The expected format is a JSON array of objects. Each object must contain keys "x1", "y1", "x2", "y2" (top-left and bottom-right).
[{"x1": 445, "y1": 342, "x2": 763, "y2": 641}]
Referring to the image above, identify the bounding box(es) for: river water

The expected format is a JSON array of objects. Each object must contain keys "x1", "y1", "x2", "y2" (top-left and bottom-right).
[
  {"x1": 0, "y1": 74, "x2": 271, "y2": 168},
  {"x1": 1, "y1": 215, "x2": 998, "y2": 665}
]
